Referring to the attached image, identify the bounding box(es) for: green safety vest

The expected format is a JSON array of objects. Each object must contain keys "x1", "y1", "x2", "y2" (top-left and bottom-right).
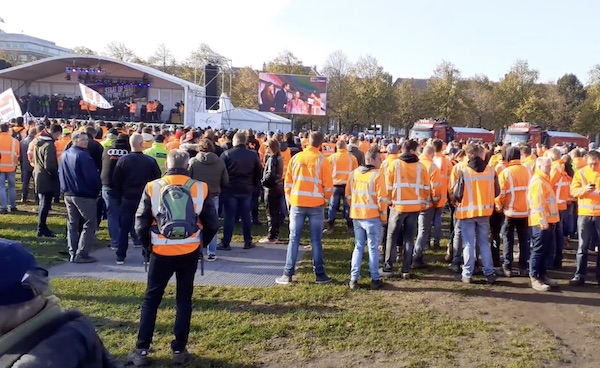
[{"x1": 144, "y1": 143, "x2": 168, "y2": 173}]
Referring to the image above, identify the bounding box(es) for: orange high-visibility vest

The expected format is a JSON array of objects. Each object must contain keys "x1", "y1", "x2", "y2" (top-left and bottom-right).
[
  {"x1": 128, "y1": 102, "x2": 137, "y2": 113},
  {"x1": 281, "y1": 146, "x2": 291, "y2": 175},
  {"x1": 528, "y1": 170, "x2": 559, "y2": 227},
  {"x1": 380, "y1": 153, "x2": 399, "y2": 180},
  {"x1": 550, "y1": 160, "x2": 571, "y2": 211},
  {"x1": 419, "y1": 155, "x2": 441, "y2": 209},
  {"x1": 165, "y1": 139, "x2": 181, "y2": 151},
  {"x1": 328, "y1": 149, "x2": 358, "y2": 186},
  {"x1": 358, "y1": 140, "x2": 370, "y2": 154},
  {"x1": 321, "y1": 143, "x2": 336, "y2": 158},
  {"x1": 146, "y1": 175, "x2": 208, "y2": 256},
  {"x1": 488, "y1": 152, "x2": 502, "y2": 169},
  {"x1": 494, "y1": 161, "x2": 507, "y2": 176},
  {"x1": 495, "y1": 160, "x2": 531, "y2": 218},
  {"x1": 432, "y1": 152, "x2": 451, "y2": 208},
  {"x1": 0, "y1": 133, "x2": 19, "y2": 172},
  {"x1": 345, "y1": 168, "x2": 388, "y2": 222},
  {"x1": 522, "y1": 156, "x2": 536, "y2": 173},
  {"x1": 572, "y1": 157, "x2": 586, "y2": 170},
  {"x1": 284, "y1": 146, "x2": 333, "y2": 208},
  {"x1": 386, "y1": 159, "x2": 431, "y2": 213},
  {"x1": 55, "y1": 137, "x2": 71, "y2": 163},
  {"x1": 571, "y1": 166, "x2": 600, "y2": 217},
  {"x1": 455, "y1": 166, "x2": 495, "y2": 220}
]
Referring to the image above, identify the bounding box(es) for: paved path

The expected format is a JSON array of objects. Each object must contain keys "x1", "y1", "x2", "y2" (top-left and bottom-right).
[{"x1": 49, "y1": 242, "x2": 301, "y2": 287}]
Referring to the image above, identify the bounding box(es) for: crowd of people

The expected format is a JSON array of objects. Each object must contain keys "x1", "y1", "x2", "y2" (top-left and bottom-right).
[{"x1": 1, "y1": 115, "x2": 600, "y2": 366}]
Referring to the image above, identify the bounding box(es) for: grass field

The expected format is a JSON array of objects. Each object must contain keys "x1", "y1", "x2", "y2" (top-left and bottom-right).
[{"x1": 0, "y1": 191, "x2": 571, "y2": 368}]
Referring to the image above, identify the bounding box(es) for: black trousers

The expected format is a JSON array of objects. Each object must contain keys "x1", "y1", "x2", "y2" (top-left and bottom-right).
[
  {"x1": 265, "y1": 190, "x2": 282, "y2": 240},
  {"x1": 490, "y1": 211, "x2": 504, "y2": 267},
  {"x1": 501, "y1": 216, "x2": 530, "y2": 270},
  {"x1": 37, "y1": 193, "x2": 53, "y2": 233},
  {"x1": 136, "y1": 249, "x2": 199, "y2": 352}
]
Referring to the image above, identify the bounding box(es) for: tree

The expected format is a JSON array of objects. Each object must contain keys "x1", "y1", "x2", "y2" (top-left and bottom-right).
[
  {"x1": 425, "y1": 61, "x2": 468, "y2": 124},
  {"x1": 182, "y1": 43, "x2": 228, "y2": 84},
  {"x1": 495, "y1": 59, "x2": 541, "y2": 127},
  {"x1": 148, "y1": 43, "x2": 177, "y2": 73},
  {"x1": 0, "y1": 50, "x2": 21, "y2": 67},
  {"x1": 322, "y1": 50, "x2": 353, "y2": 130},
  {"x1": 395, "y1": 80, "x2": 427, "y2": 131},
  {"x1": 347, "y1": 55, "x2": 396, "y2": 130},
  {"x1": 72, "y1": 46, "x2": 97, "y2": 55},
  {"x1": 264, "y1": 50, "x2": 307, "y2": 75},
  {"x1": 554, "y1": 73, "x2": 586, "y2": 129},
  {"x1": 104, "y1": 41, "x2": 137, "y2": 62},
  {"x1": 462, "y1": 75, "x2": 498, "y2": 129},
  {"x1": 231, "y1": 67, "x2": 258, "y2": 109}
]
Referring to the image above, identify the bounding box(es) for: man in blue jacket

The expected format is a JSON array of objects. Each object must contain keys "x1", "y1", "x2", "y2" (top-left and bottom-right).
[{"x1": 59, "y1": 131, "x2": 102, "y2": 263}]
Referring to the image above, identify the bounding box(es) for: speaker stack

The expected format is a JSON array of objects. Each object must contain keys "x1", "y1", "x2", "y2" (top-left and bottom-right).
[{"x1": 205, "y1": 64, "x2": 219, "y2": 110}]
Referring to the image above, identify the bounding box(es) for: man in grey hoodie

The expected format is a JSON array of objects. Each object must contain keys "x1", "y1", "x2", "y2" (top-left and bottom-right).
[{"x1": 189, "y1": 138, "x2": 229, "y2": 261}]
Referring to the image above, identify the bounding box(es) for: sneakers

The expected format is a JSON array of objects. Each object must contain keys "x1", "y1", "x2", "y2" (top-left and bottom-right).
[
  {"x1": 258, "y1": 236, "x2": 277, "y2": 244},
  {"x1": 110, "y1": 245, "x2": 118, "y2": 252},
  {"x1": 243, "y1": 242, "x2": 256, "y2": 249},
  {"x1": 9, "y1": 207, "x2": 18, "y2": 213},
  {"x1": 486, "y1": 274, "x2": 497, "y2": 285},
  {"x1": 322, "y1": 225, "x2": 334, "y2": 235},
  {"x1": 531, "y1": 277, "x2": 551, "y2": 292},
  {"x1": 315, "y1": 274, "x2": 332, "y2": 284},
  {"x1": 349, "y1": 280, "x2": 359, "y2": 290},
  {"x1": 116, "y1": 258, "x2": 125, "y2": 265},
  {"x1": 127, "y1": 348, "x2": 149, "y2": 367},
  {"x1": 569, "y1": 276, "x2": 585, "y2": 286},
  {"x1": 133, "y1": 243, "x2": 142, "y2": 249},
  {"x1": 0, "y1": 209, "x2": 7, "y2": 215},
  {"x1": 461, "y1": 277, "x2": 472, "y2": 284},
  {"x1": 502, "y1": 266, "x2": 512, "y2": 278},
  {"x1": 400, "y1": 272, "x2": 411, "y2": 280},
  {"x1": 541, "y1": 276, "x2": 558, "y2": 288},
  {"x1": 73, "y1": 255, "x2": 97, "y2": 264},
  {"x1": 172, "y1": 349, "x2": 191, "y2": 365},
  {"x1": 206, "y1": 254, "x2": 217, "y2": 262},
  {"x1": 37, "y1": 230, "x2": 56, "y2": 238},
  {"x1": 275, "y1": 274, "x2": 292, "y2": 285},
  {"x1": 379, "y1": 267, "x2": 394, "y2": 277},
  {"x1": 371, "y1": 279, "x2": 384, "y2": 290},
  {"x1": 217, "y1": 244, "x2": 231, "y2": 251},
  {"x1": 444, "y1": 253, "x2": 453, "y2": 262}
]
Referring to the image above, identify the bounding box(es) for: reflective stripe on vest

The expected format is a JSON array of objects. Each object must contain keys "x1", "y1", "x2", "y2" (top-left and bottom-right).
[
  {"x1": 503, "y1": 169, "x2": 530, "y2": 217},
  {"x1": 0, "y1": 138, "x2": 17, "y2": 169},
  {"x1": 528, "y1": 176, "x2": 559, "y2": 219},
  {"x1": 291, "y1": 155, "x2": 325, "y2": 199},
  {"x1": 332, "y1": 152, "x2": 352, "y2": 183},
  {"x1": 456, "y1": 167, "x2": 494, "y2": 214},
  {"x1": 350, "y1": 170, "x2": 379, "y2": 211},
  {"x1": 392, "y1": 160, "x2": 428, "y2": 206}
]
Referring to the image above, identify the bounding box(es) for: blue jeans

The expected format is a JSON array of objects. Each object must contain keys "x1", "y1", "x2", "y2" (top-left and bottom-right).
[
  {"x1": 575, "y1": 216, "x2": 600, "y2": 281},
  {"x1": 283, "y1": 206, "x2": 326, "y2": 276},
  {"x1": 0, "y1": 171, "x2": 16, "y2": 210},
  {"x1": 384, "y1": 209, "x2": 418, "y2": 273},
  {"x1": 432, "y1": 206, "x2": 443, "y2": 246},
  {"x1": 21, "y1": 169, "x2": 33, "y2": 201},
  {"x1": 102, "y1": 186, "x2": 121, "y2": 247},
  {"x1": 530, "y1": 224, "x2": 555, "y2": 278},
  {"x1": 327, "y1": 186, "x2": 351, "y2": 227},
  {"x1": 222, "y1": 193, "x2": 252, "y2": 245},
  {"x1": 414, "y1": 208, "x2": 434, "y2": 260},
  {"x1": 207, "y1": 197, "x2": 219, "y2": 255},
  {"x1": 460, "y1": 217, "x2": 494, "y2": 278},
  {"x1": 451, "y1": 217, "x2": 463, "y2": 266},
  {"x1": 351, "y1": 218, "x2": 382, "y2": 281},
  {"x1": 117, "y1": 197, "x2": 142, "y2": 259}
]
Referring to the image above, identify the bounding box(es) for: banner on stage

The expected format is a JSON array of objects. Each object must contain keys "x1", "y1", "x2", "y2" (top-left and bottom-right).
[
  {"x1": 194, "y1": 112, "x2": 222, "y2": 129},
  {"x1": 79, "y1": 83, "x2": 113, "y2": 109},
  {"x1": 0, "y1": 88, "x2": 23, "y2": 121}
]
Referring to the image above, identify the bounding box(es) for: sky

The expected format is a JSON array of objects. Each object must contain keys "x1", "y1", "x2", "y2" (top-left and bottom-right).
[{"x1": 1, "y1": 0, "x2": 599, "y2": 83}]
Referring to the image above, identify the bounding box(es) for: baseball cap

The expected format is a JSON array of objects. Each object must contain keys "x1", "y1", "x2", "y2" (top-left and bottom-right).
[
  {"x1": 386, "y1": 143, "x2": 399, "y2": 154},
  {"x1": 183, "y1": 130, "x2": 195, "y2": 143},
  {"x1": 0, "y1": 240, "x2": 39, "y2": 306},
  {"x1": 154, "y1": 134, "x2": 165, "y2": 143}
]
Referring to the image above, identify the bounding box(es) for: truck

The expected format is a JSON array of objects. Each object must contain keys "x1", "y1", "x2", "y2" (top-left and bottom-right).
[
  {"x1": 503, "y1": 122, "x2": 589, "y2": 147},
  {"x1": 408, "y1": 119, "x2": 495, "y2": 143}
]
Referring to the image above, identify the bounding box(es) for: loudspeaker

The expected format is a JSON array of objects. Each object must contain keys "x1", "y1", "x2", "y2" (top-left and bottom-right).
[{"x1": 205, "y1": 64, "x2": 219, "y2": 110}]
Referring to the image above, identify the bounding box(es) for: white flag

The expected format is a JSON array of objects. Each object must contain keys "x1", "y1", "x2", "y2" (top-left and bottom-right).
[
  {"x1": 0, "y1": 88, "x2": 22, "y2": 121},
  {"x1": 79, "y1": 83, "x2": 113, "y2": 109},
  {"x1": 0, "y1": 17, "x2": 4, "y2": 24}
]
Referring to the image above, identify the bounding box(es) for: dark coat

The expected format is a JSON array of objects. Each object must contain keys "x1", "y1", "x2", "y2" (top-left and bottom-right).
[
  {"x1": 59, "y1": 146, "x2": 102, "y2": 198},
  {"x1": 32, "y1": 133, "x2": 59, "y2": 195},
  {"x1": 261, "y1": 153, "x2": 284, "y2": 195},
  {"x1": 220, "y1": 145, "x2": 262, "y2": 196}
]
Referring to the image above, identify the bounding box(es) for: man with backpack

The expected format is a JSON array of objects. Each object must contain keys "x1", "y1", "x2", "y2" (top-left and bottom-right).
[{"x1": 129, "y1": 150, "x2": 218, "y2": 367}]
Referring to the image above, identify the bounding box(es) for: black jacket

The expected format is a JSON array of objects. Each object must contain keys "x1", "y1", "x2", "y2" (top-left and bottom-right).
[
  {"x1": 32, "y1": 132, "x2": 59, "y2": 195},
  {"x1": 349, "y1": 146, "x2": 365, "y2": 166},
  {"x1": 100, "y1": 136, "x2": 130, "y2": 187},
  {"x1": 134, "y1": 168, "x2": 219, "y2": 253},
  {"x1": 65, "y1": 133, "x2": 103, "y2": 171},
  {"x1": 220, "y1": 144, "x2": 262, "y2": 195},
  {"x1": 261, "y1": 153, "x2": 284, "y2": 195},
  {"x1": 112, "y1": 152, "x2": 161, "y2": 201}
]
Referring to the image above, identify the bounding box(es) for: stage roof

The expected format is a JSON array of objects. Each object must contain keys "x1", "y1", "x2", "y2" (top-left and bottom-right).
[{"x1": 0, "y1": 54, "x2": 200, "y2": 90}]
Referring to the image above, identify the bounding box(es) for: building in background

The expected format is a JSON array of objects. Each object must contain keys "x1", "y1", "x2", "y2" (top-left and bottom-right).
[{"x1": 0, "y1": 29, "x2": 71, "y2": 64}]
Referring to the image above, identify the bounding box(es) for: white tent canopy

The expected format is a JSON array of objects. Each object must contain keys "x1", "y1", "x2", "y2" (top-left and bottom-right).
[{"x1": 221, "y1": 107, "x2": 292, "y2": 132}]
